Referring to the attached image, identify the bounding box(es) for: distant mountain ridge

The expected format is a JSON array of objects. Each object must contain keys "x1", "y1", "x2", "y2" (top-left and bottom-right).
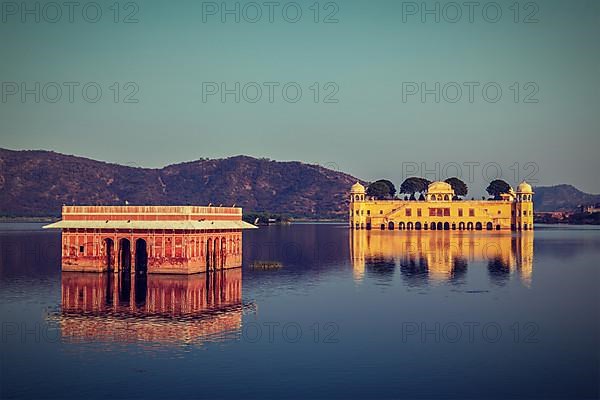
[{"x1": 0, "y1": 148, "x2": 597, "y2": 217}]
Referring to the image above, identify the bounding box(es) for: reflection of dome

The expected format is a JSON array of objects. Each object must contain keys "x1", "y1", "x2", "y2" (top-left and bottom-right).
[
  {"x1": 517, "y1": 181, "x2": 533, "y2": 193},
  {"x1": 351, "y1": 182, "x2": 366, "y2": 193},
  {"x1": 427, "y1": 181, "x2": 453, "y2": 193}
]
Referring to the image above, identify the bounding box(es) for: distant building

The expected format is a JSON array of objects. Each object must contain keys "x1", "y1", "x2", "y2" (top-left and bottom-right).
[
  {"x1": 580, "y1": 204, "x2": 600, "y2": 214},
  {"x1": 44, "y1": 205, "x2": 256, "y2": 274},
  {"x1": 349, "y1": 181, "x2": 534, "y2": 231}
]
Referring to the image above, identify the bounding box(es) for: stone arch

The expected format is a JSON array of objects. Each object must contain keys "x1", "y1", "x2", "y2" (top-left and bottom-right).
[
  {"x1": 496, "y1": 225, "x2": 501, "y2": 230},
  {"x1": 475, "y1": 222, "x2": 483, "y2": 230},
  {"x1": 459, "y1": 222, "x2": 465, "y2": 230},
  {"x1": 443, "y1": 222, "x2": 450, "y2": 230},
  {"x1": 388, "y1": 221, "x2": 395, "y2": 230},
  {"x1": 444, "y1": 194, "x2": 449, "y2": 201},
  {"x1": 486, "y1": 222, "x2": 493, "y2": 230},
  {"x1": 407, "y1": 222, "x2": 414, "y2": 230},
  {"x1": 119, "y1": 238, "x2": 131, "y2": 272},
  {"x1": 467, "y1": 222, "x2": 474, "y2": 230},
  {"x1": 451, "y1": 223, "x2": 456, "y2": 230},
  {"x1": 135, "y1": 238, "x2": 148, "y2": 274},
  {"x1": 415, "y1": 222, "x2": 422, "y2": 230},
  {"x1": 437, "y1": 222, "x2": 443, "y2": 230},
  {"x1": 103, "y1": 238, "x2": 115, "y2": 271},
  {"x1": 431, "y1": 222, "x2": 436, "y2": 230},
  {"x1": 399, "y1": 222, "x2": 405, "y2": 230},
  {"x1": 380, "y1": 224, "x2": 385, "y2": 230}
]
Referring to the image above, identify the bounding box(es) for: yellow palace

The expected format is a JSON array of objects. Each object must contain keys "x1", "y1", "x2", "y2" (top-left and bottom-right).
[{"x1": 349, "y1": 180, "x2": 534, "y2": 231}]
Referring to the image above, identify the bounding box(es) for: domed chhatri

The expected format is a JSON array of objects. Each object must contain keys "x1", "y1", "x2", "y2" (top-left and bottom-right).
[
  {"x1": 349, "y1": 180, "x2": 534, "y2": 232},
  {"x1": 350, "y1": 181, "x2": 366, "y2": 193},
  {"x1": 517, "y1": 181, "x2": 533, "y2": 193}
]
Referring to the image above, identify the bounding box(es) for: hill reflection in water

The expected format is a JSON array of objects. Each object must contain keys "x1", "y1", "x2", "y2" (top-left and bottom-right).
[
  {"x1": 350, "y1": 231, "x2": 534, "y2": 287},
  {"x1": 59, "y1": 269, "x2": 244, "y2": 345}
]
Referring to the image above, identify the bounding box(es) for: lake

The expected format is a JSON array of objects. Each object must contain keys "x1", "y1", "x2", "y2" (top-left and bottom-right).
[{"x1": 1, "y1": 223, "x2": 599, "y2": 399}]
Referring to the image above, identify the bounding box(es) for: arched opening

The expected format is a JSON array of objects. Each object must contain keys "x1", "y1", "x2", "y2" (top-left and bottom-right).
[
  {"x1": 444, "y1": 194, "x2": 449, "y2": 201},
  {"x1": 135, "y1": 238, "x2": 148, "y2": 274},
  {"x1": 221, "y1": 238, "x2": 227, "y2": 269},
  {"x1": 443, "y1": 222, "x2": 450, "y2": 230},
  {"x1": 459, "y1": 222, "x2": 465, "y2": 230},
  {"x1": 104, "y1": 238, "x2": 114, "y2": 271},
  {"x1": 388, "y1": 221, "x2": 395, "y2": 230},
  {"x1": 452, "y1": 223, "x2": 456, "y2": 230},
  {"x1": 415, "y1": 222, "x2": 422, "y2": 230},
  {"x1": 424, "y1": 223, "x2": 428, "y2": 230},
  {"x1": 467, "y1": 222, "x2": 474, "y2": 230},
  {"x1": 380, "y1": 224, "x2": 385, "y2": 230},
  {"x1": 486, "y1": 222, "x2": 493, "y2": 231},
  {"x1": 523, "y1": 223, "x2": 528, "y2": 231},
  {"x1": 437, "y1": 222, "x2": 443, "y2": 230},
  {"x1": 206, "y1": 238, "x2": 213, "y2": 270},
  {"x1": 399, "y1": 222, "x2": 405, "y2": 230},
  {"x1": 475, "y1": 222, "x2": 483, "y2": 230},
  {"x1": 407, "y1": 222, "x2": 414, "y2": 230},
  {"x1": 496, "y1": 225, "x2": 501, "y2": 230},
  {"x1": 213, "y1": 237, "x2": 219, "y2": 270},
  {"x1": 430, "y1": 222, "x2": 436, "y2": 230},
  {"x1": 119, "y1": 238, "x2": 131, "y2": 272}
]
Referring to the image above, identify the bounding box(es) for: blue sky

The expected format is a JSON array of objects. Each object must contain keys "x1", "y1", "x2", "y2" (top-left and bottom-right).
[{"x1": 1, "y1": 0, "x2": 599, "y2": 194}]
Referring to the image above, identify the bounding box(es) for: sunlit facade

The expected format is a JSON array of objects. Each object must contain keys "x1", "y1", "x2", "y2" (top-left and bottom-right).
[{"x1": 349, "y1": 181, "x2": 534, "y2": 231}]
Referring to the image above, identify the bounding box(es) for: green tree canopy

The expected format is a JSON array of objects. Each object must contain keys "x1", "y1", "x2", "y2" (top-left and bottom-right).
[
  {"x1": 486, "y1": 179, "x2": 511, "y2": 199},
  {"x1": 400, "y1": 177, "x2": 431, "y2": 195},
  {"x1": 444, "y1": 177, "x2": 468, "y2": 197},
  {"x1": 366, "y1": 180, "x2": 396, "y2": 199}
]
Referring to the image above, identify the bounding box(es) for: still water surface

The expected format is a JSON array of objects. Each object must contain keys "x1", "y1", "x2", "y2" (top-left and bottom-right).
[{"x1": 1, "y1": 223, "x2": 599, "y2": 399}]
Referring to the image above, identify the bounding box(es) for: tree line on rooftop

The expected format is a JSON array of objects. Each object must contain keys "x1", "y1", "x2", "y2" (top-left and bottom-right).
[{"x1": 365, "y1": 178, "x2": 513, "y2": 200}]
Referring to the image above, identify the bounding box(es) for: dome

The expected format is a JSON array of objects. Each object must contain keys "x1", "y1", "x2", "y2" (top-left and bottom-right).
[
  {"x1": 517, "y1": 181, "x2": 533, "y2": 193},
  {"x1": 427, "y1": 181, "x2": 453, "y2": 193},
  {"x1": 350, "y1": 182, "x2": 365, "y2": 193}
]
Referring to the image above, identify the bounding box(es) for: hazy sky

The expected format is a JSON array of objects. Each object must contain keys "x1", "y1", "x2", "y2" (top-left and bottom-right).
[{"x1": 1, "y1": 0, "x2": 599, "y2": 194}]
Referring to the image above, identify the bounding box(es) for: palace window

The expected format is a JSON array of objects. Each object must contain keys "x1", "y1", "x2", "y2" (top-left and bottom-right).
[
  {"x1": 498, "y1": 210, "x2": 501, "y2": 214},
  {"x1": 417, "y1": 208, "x2": 422, "y2": 217},
  {"x1": 458, "y1": 209, "x2": 463, "y2": 217},
  {"x1": 469, "y1": 209, "x2": 475, "y2": 217},
  {"x1": 380, "y1": 210, "x2": 383, "y2": 214},
  {"x1": 406, "y1": 209, "x2": 412, "y2": 217},
  {"x1": 444, "y1": 208, "x2": 450, "y2": 216},
  {"x1": 367, "y1": 210, "x2": 370, "y2": 215},
  {"x1": 79, "y1": 245, "x2": 84, "y2": 253}
]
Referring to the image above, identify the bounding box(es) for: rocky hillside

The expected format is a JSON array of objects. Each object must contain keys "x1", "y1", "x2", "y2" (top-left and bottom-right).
[
  {"x1": 533, "y1": 184, "x2": 600, "y2": 212},
  {"x1": 1, "y1": 148, "x2": 597, "y2": 217},
  {"x1": 0, "y1": 148, "x2": 360, "y2": 218}
]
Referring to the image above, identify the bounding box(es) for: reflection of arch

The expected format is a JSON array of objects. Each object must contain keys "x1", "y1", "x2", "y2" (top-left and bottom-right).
[
  {"x1": 437, "y1": 222, "x2": 443, "y2": 230},
  {"x1": 443, "y1": 222, "x2": 450, "y2": 230},
  {"x1": 415, "y1": 222, "x2": 422, "y2": 230},
  {"x1": 486, "y1": 222, "x2": 493, "y2": 230},
  {"x1": 475, "y1": 222, "x2": 483, "y2": 230},
  {"x1": 104, "y1": 238, "x2": 114, "y2": 271},
  {"x1": 459, "y1": 222, "x2": 465, "y2": 230},
  {"x1": 119, "y1": 238, "x2": 131, "y2": 271},
  {"x1": 388, "y1": 221, "x2": 395, "y2": 230},
  {"x1": 467, "y1": 222, "x2": 474, "y2": 230},
  {"x1": 135, "y1": 238, "x2": 148, "y2": 273},
  {"x1": 399, "y1": 222, "x2": 405, "y2": 230},
  {"x1": 407, "y1": 222, "x2": 414, "y2": 230}
]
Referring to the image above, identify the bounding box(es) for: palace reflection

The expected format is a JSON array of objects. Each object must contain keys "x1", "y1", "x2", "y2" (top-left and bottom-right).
[
  {"x1": 60, "y1": 269, "x2": 243, "y2": 345},
  {"x1": 350, "y1": 231, "x2": 534, "y2": 286}
]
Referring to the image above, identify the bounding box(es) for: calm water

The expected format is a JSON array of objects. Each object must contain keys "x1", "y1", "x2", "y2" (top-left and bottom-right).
[{"x1": 1, "y1": 223, "x2": 599, "y2": 399}]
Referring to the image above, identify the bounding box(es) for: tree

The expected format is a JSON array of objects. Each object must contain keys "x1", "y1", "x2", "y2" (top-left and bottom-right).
[
  {"x1": 377, "y1": 179, "x2": 396, "y2": 198},
  {"x1": 399, "y1": 177, "x2": 431, "y2": 196},
  {"x1": 366, "y1": 180, "x2": 394, "y2": 200},
  {"x1": 444, "y1": 177, "x2": 468, "y2": 197},
  {"x1": 486, "y1": 179, "x2": 511, "y2": 199}
]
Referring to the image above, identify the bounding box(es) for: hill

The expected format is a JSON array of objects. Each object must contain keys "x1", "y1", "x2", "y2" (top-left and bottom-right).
[
  {"x1": 0, "y1": 149, "x2": 360, "y2": 218},
  {"x1": 1, "y1": 148, "x2": 598, "y2": 218},
  {"x1": 533, "y1": 184, "x2": 600, "y2": 212}
]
